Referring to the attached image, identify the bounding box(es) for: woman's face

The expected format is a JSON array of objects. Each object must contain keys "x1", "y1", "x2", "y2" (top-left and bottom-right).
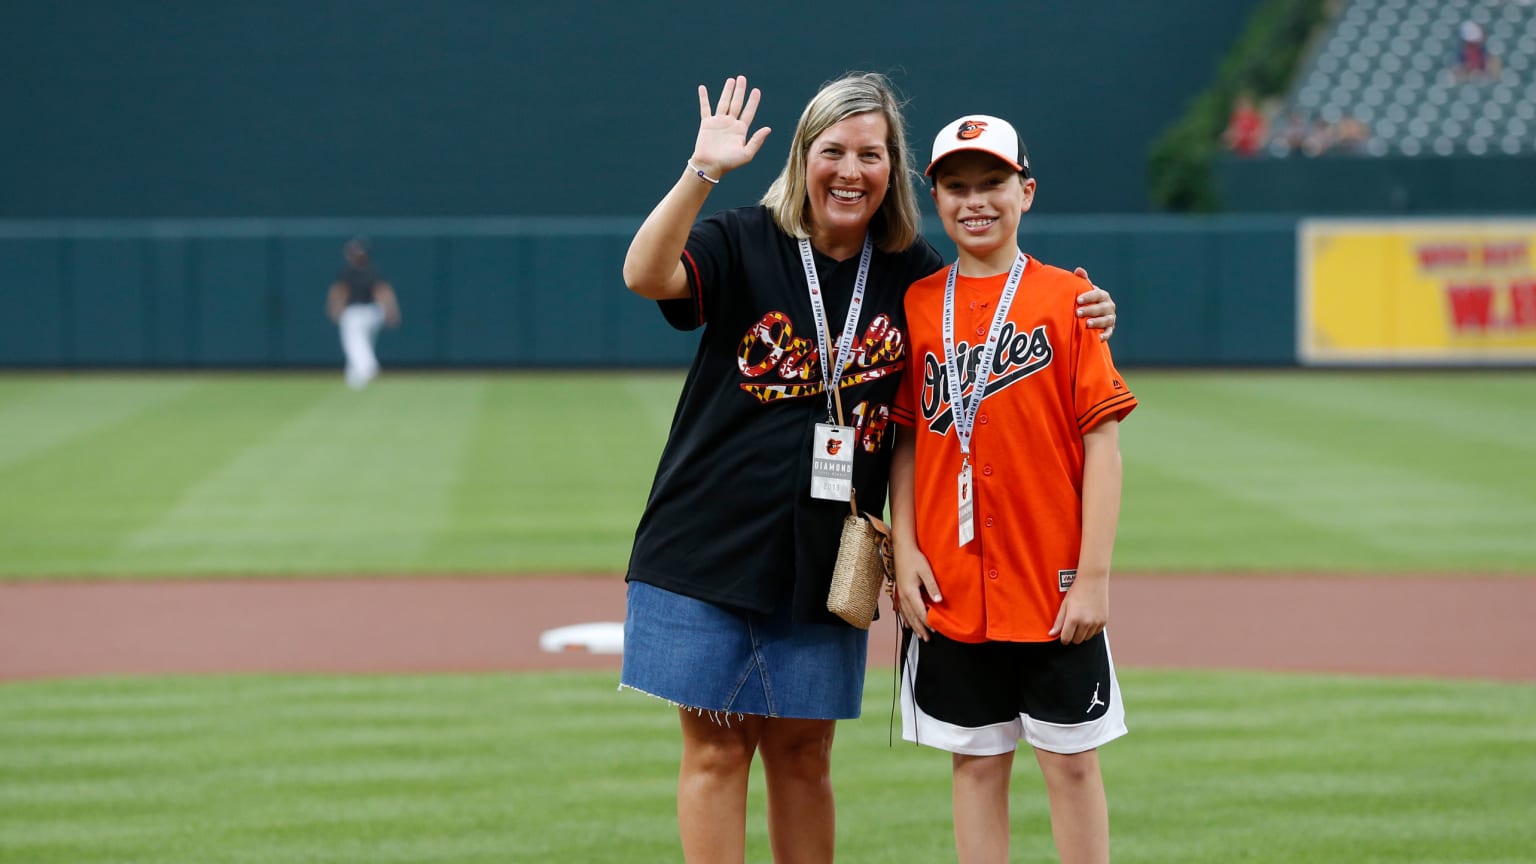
[{"x1": 804, "y1": 111, "x2": 891, "y2": 251}]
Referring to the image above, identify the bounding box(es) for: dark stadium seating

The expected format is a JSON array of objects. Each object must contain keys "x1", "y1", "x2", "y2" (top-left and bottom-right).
[{"x1": 1275, "y1": 0, "x2": 1536, "y2": 157}]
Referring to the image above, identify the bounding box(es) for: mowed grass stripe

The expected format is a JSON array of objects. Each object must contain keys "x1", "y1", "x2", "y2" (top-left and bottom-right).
[
  {"x1": 1245, "y1": 373, "x2": 1536, "y2": 562},
  {"x1": 1252, "y1": 373, "x2": 1536, "y2": 510},
  {"x1": 1121, "y1": 372, "x2": 1536, "y2": 572},
  {"x1": 120, "y1": 376, "x2": 482, "y2": 575},
  {"x1": 3, "y1": 370, "x2": 1535, "y2": 578},
  {"x1": 1118, "y1": 461, "x2": 1353, "y2": 570},
  {"x1": 0, "y1": 673, "x2": 680, "y2": 864},
  {"x1": 427, "y1": 372, "x2": 674, "y2": 572},
  {"x1": 0, "y1": 378, "x2": 335, "y2": 576},
  {"x1": 3, "y1": 670, "x2": 1533, "y2": 863},
  {"x1": 1196, "y1": 372, "x2": 1536, "y2": 502},
  {"x1": 0, "y1": 377, "x2": 207, "y2": 472},
  {"x1": 1251, "y1": 371, "x2": 1536, "y2": 454},
  {"x1": 1105, "y1": 672, "x2": 1536, "y2": 864},
  {"x1": 1122, "y1": 392, "x2": 1427, "y2": 571}
]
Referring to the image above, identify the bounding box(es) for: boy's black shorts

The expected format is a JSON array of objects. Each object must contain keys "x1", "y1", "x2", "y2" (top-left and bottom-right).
[{"x1": 899, "y1": 629, "x2": 1127, "y2": 756}]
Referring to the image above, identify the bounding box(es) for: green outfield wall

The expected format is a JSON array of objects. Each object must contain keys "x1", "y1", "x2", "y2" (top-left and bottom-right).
[
  {"x1": 1, "y1": 0, "x2": 1263, "y2": 219},
  {"x1": 1219, "y1": 155, "x2": 1536, "y2": 214},
  {"x1": 0, "y1": 216, "x2": 1297, "y2": 369}
]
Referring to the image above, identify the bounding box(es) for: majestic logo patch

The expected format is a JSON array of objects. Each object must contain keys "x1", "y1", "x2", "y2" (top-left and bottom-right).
[{"x1": 956, "y1": 120, "x2": 988, "y2": 140}]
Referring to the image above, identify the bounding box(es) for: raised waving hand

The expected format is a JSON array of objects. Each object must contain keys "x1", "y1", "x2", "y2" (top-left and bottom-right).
[
  {"x1": 690, "y1": 75, "x2": 772, "y2": 180},
  {"x1": 623, "y1": 75, "x2": 772, "y2": 301}
]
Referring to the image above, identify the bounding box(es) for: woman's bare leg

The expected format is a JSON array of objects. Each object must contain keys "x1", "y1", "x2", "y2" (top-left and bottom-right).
[
  {"x1": 678, "y1": 709, "x2": 765, "y2": 863},
  {"x1": 758, "y1": 717, "x2": 838, "y2": 863}
]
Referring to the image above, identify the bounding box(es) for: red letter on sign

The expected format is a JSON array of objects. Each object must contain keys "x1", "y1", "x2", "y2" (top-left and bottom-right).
[
  {"x1": 1445, "y1": 284, "x2": 1496, "y2": 331},
  {"x1": 1510, "y1": 280, "x2": 1536, "y2": 329}
]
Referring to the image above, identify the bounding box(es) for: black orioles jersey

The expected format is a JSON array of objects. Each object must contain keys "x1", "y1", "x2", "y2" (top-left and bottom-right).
[{"x1": 626, "y1": 205, "x2": 944, "y2": 624}]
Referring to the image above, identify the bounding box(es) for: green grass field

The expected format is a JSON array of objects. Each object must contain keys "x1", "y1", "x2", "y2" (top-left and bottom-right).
[
  {"x1": 2, "y1": 369, "x2": 1534, "y2": 579},
  {"x1": 3, "y1": 669, "x2": 1533, "y2": 863},
  {"x1": 5, "y1": 369, "x2": 1535, "y2": 862}
]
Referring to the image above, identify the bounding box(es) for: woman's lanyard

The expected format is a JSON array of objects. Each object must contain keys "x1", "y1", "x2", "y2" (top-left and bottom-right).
[
  {"x1": 800, "y1": 235, "x2": 873, "y2": 502},
  {"x1": 941, "y1": 252, "x2": 1027, "y2": 545}
]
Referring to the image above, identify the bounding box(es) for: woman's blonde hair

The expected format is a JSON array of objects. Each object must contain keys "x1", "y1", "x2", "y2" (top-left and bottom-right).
[{"x1": 761, "y1": 72, "x2": 921, "y2": 254}]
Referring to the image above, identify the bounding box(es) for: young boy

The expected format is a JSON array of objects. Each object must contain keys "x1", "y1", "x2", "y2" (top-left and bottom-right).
[{"x1": 888, "y1": 114, "x2": 1137, "y2": 864}]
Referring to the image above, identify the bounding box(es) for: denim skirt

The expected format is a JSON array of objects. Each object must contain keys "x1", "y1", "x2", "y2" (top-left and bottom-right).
[{"x1": 620, "y1": 581, "x2": 869, "y2": 720}]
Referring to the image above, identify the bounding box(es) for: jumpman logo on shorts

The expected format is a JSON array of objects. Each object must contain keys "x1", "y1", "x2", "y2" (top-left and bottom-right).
[{"x1": 1086, "y1": 682, "x2": 1106, "y2": 714}]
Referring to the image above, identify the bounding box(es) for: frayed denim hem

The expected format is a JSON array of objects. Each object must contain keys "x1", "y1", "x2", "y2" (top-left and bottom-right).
[{"x1": 617, "y1": 682, "x2": 754, "y2": 726}]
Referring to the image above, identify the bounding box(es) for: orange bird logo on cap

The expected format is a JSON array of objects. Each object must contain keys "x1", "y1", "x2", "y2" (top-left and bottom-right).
[
  {"x1": 957, "y1": 120, "x2": 988, "y2": 140},
  {"x1": 825, "y1": 438, "x2": 844, "y2": 456}
]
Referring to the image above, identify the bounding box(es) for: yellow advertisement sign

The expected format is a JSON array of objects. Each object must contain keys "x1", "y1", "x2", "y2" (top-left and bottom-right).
[{"x1": 1300, "y1": 219, "x2": 1536, "y2": 364}]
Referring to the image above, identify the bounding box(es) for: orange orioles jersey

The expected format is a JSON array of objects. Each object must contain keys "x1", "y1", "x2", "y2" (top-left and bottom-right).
[{"x1": 891, "y1": 257, "x2": 1136, "y2": 643}]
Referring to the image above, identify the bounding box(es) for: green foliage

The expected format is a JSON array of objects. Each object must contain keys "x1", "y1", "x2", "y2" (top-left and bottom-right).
[
  {"x1": 3, "y1": 669, "x2": 1533, "y2": 862},
  {"x1": 3, "y1": 370, "x2": 1535, "y2": 580},
  {"x1": 1148, "y1": 0, "x2": 1330, "y2": 211}
]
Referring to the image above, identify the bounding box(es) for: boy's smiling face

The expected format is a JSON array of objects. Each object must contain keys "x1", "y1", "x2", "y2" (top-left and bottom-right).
[{"x1": 931, "y1": 151, "x2": 1036, "y2": 274}]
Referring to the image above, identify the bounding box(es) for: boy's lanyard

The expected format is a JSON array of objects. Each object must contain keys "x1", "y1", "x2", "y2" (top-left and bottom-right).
[
  {"x1": 799, "y1": 235, "x2": 873, "y2": 502},
  {"x1": 942, "y1": 253, "x2": 1026, "y2": 544}
]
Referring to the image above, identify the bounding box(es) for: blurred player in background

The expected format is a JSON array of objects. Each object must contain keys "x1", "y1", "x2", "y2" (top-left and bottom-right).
[{"x1": 325, "y1": 237, "x2": 401, "y2": 389}]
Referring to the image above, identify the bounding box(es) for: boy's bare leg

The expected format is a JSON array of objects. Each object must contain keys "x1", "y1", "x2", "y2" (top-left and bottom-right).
[
  {"x1": 759, "y1": 717, "x2": 838, "y2": 864},
  {"x1": 1034, "y1": 748, "x2": 1110, "y2": 864},
  {"x1": 952, "y1": 750, "x2": 1016, "y2": 864},
  {"x1": 678, "y1": 709, "x2": 765, "y2": 864}
]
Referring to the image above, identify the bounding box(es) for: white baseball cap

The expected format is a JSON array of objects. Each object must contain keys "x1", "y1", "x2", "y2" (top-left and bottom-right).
[{"x1": 926, "y1": 114, "x2": 1029, "y2": 177}]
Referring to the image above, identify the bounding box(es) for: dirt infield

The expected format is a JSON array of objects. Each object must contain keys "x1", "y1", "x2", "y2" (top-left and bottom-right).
[{"x1": 2, "y1": 573, "x2": 1533, "y2": 682}]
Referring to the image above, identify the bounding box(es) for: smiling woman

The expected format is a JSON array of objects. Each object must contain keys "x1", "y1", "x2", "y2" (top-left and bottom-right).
[
  {"x1": 800, "y1": 112, "x2": 892, "y2": 259},
  {"x1": 618, "y1": 73, "x2": 946, "y2": 863},
  {"x1": 758, "y1": 77, "x2": 920, "y2": 262}
]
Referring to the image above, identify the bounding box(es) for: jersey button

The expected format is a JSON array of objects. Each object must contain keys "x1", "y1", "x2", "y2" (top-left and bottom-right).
[
  {"x1": 978, "y1": 414, "x2": 989, "y2": 425},
  {"x1": 985, "y1": 516, "x2": 995, "y2": 528},
  {"x1": 982, "y1": 465, "x2": 994, "y2": 476},
  {"x1": 974, "y1": 325, "x2": 985, "y2": 336},
  {"x1": 969, "y1": 301, "x2": 977, "y2": 310},
  {"x1": 987, "y1": 569, "x2": 998, "y2": 580}
]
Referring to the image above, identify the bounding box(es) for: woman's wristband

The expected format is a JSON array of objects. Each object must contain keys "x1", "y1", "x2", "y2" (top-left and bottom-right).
[{"x1": 687, "y1": 160, "x2": 720, "y2": 186}]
